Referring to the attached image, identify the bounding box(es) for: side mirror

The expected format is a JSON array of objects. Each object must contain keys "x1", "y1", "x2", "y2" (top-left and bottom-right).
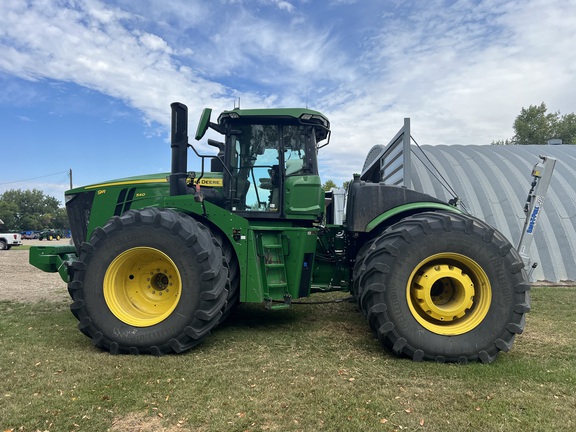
[{"x1": 195, "y1": 108, "x2": 212, "y2": 141}]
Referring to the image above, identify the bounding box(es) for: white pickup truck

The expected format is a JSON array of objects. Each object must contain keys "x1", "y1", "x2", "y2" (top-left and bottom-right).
[
  {"x1": 0, "y1": 232, "x2": 22, "y2": 250},
  {"x1": 0, "y1": 218, "x2": 23, "y2": 250}
]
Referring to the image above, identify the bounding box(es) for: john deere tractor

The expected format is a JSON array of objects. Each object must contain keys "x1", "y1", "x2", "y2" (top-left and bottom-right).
[{"x1": 30, "y1": 102, "x2": 541, "y2": 363}]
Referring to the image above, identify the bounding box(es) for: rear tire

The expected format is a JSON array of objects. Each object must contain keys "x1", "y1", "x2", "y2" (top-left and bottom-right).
[
  {"x1": 68, "y1": 207, "x2": 228, "y2": 354},
  {"x1": 357, "y1": 211, "x2": 529, "y2": 363}
]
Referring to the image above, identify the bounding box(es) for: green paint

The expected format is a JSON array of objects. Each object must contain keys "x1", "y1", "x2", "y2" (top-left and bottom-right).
[{"x1": 365, "y1": 202, "x2": 460, "y2": 232}]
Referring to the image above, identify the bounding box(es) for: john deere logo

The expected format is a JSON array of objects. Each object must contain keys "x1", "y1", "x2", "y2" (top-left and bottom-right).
[{"x1": 192, "y1": 178, "x2": 223, "y2": 187}]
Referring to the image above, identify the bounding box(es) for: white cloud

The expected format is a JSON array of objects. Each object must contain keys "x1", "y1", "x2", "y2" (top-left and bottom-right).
[
  {"x1": 319, "y1": 0, "x2": 576, "y2": 145},
  {"x1": 0, "y1": 0, "x2": 353, "y2": 125},
  {"x1": 0, "y1": 0, "x2": 229, "y2": 123},
  {"x1": 267, "y1": 0, "x2": 295, "y2": 12},
  {"x1": 302, "y1": 0, "x2": 576, "y2": 184},
  {"x1": 138, "y1": 32, "x2": 173, "y2": 53}
]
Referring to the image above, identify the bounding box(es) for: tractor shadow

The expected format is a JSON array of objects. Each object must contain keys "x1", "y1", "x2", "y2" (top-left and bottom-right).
[
  {"x1": 209, "y1": 295, "x2": 383, "y2": 356},
  {"x1": 219, "y1": 303, "x2": 304, "y2": 331}
]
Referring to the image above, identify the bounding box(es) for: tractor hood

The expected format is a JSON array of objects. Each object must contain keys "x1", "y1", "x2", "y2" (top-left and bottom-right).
[{"x1": 65, "y1": 173, "x2": 169, "y2": 196}]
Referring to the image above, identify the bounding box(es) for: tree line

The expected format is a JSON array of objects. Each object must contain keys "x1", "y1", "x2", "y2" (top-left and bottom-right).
[{"x1": 0, "y1": 189, "x2": 68, "y2": 232}]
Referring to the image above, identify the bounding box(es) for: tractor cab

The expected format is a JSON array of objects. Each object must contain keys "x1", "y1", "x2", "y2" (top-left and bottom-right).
[{"x1": 196, "y1": 107, "x2": 330, "y2": 220}]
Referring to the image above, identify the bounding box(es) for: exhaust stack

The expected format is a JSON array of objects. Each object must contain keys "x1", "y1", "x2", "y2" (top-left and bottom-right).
[{"x1": 170, "y1": 102, "x2": 189, "y2": 196}]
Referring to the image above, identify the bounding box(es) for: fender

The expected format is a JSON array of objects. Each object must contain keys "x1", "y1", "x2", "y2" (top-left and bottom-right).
[
  {"x1": 346, "y1": 180, "x2": 458, "y2": 233},
  {"x1": 365, "y1": 202, "x2": 460, "y2": 232}
]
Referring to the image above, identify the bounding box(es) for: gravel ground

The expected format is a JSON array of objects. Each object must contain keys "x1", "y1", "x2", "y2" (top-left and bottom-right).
[{"x1": 0, "y1": 239, "x2": 72, "y2": 303}]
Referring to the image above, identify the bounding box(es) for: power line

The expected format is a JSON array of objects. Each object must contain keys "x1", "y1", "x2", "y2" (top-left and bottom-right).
[{"x1": 0, "y1": 171, "x2": 70, "y2": 186}]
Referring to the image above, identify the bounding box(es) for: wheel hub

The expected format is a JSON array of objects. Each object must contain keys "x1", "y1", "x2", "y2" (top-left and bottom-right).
[
  {"x1": 412, "y1": 264, "x2": 475, "y2": 322},
  {"x1": 406, "y1": 253, "x2": 492, "y2": 335},
  {"x1": 152, "y1": 272, "x2": 170, "y2": 291}
]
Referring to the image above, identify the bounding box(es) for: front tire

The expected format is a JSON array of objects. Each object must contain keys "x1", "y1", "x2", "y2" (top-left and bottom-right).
[
  {"x1": 356, "y1": 211, "x2": 529, "y2": 363},
  {"x1": 68, "y1": 207, "x2": 228, "y2": 355}
]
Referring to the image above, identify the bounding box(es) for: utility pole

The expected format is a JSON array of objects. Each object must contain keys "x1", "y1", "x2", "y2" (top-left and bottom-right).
[{"x1": 69, "y1": 168, "x2": 73, "y2": 189}]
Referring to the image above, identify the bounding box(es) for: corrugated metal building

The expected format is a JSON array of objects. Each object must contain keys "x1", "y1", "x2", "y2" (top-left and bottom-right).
[
  {"x1": 360, "y1": 119, "x2": 575, "y2": 284},
  {"x1": 409, "y1": 144, "x2": 576, "y2": 284}
]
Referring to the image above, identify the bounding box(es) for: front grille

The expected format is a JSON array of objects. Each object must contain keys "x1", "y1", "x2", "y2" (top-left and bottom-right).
[{"x1": 66, "y1": 191, "x2": 95, "y2": 255}]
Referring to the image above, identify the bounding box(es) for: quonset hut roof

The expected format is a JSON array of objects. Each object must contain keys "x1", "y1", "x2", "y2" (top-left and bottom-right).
[
  {"x1": 410, "y1": 144, "x2": 576, "y2": 284},
  {"x1": 360, "y1": 121, "x2": 575, "y2": 283}
]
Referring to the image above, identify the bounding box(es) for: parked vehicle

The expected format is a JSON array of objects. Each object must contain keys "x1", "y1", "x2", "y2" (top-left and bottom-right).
[
  {"x1": 0, "y1": 232, "x2": 22, "y2": 250},
  {"x1": 29, "y1": 102, "x2": 554, "y2": 362},
  {"x1": 1, "y1": 218, "x2": 23, "y2": 250},
  {"x1": 21, "y1": 230, "x2": 40, "y2": 239},
  {"x1": 38, "y1": 229, "x2": 64, "y2": 241}
]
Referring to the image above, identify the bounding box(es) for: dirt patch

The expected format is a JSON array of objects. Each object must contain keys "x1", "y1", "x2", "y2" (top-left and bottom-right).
[
  {"x1": 0, "y1": 239, "x2": 71, "y2": 303},
  {"x1": 109, "y1": 412, "x2": 192, "y2": 432}
]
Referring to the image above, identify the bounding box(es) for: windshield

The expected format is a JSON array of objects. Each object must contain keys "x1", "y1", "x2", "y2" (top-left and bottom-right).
[{"x1": 227, "y1": 123, "x2": 317, "y2": 212}]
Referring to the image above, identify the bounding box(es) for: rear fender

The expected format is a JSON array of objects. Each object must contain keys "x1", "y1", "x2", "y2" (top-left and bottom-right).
[
  {"x1": 365, "y1": 202, "x2": 460, "y2": 233},
  {"x1": 345, "y1": 182, "x2": 453, "y2": 233}
]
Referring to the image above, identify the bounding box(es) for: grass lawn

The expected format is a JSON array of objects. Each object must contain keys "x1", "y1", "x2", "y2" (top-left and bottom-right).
[{"x1": 1, "y1": 287, "x2": 575, "y2": 432}]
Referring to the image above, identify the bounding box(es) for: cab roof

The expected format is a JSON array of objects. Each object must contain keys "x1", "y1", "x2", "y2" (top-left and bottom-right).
[{"x1": 217, "y1": 107, "x2": 330, "y2": 141}]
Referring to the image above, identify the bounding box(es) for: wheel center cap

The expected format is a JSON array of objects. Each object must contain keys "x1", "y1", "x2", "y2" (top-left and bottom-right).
[{"x1": 412, "y1": 264, "x2": 475, "y2": 322}]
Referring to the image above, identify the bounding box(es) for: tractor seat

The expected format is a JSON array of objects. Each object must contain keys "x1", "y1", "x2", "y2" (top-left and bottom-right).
[{"x1": 286, "y1": 159, "x2": 304, "y2": 176}]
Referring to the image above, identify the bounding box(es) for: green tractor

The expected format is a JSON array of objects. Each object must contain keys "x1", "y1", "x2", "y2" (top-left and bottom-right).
[
  {"x1": 30, "y1": 102, "x2": 541, "y2": 362},
  {"x1": 38, "y1": 229, "x2": 62, "y2": 241}
]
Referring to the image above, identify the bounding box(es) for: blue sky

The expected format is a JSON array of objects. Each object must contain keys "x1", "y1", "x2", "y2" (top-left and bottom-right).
[{"x1": 1, "y1": 0, "x2": 575, "y2": 203}]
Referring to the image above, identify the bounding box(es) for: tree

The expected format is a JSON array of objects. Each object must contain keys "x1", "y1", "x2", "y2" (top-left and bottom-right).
[
  {"x1": 0, "y1": 200, "x2": 19, "y2": 231},
  {"x1": 0, "y1": 189, "x2": 68, "y2": 231},
  {"x1": 512, "y1": 103, "x2": 556, "y2": 144},
  {"x1": 494, "y1": 103, "x2": 576, "y2": 145},
  {"x1": 554, "y1": 112, "x2": 576, "y2": 144},
  {"x1": 322, "y1": 179, "x2": 337, "y2": 191},
  {"x1": 491, "y1": 139, "x2": 512, "y2": 145}
]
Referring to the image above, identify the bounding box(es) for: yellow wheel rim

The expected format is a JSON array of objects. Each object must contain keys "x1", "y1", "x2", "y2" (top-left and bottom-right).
[
  {"x1": 407, "y1": 253, "x2": 491, "y2": 335},
  {"x1": 104, "y1": 247, "x2": 182, "y2": 327}
]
